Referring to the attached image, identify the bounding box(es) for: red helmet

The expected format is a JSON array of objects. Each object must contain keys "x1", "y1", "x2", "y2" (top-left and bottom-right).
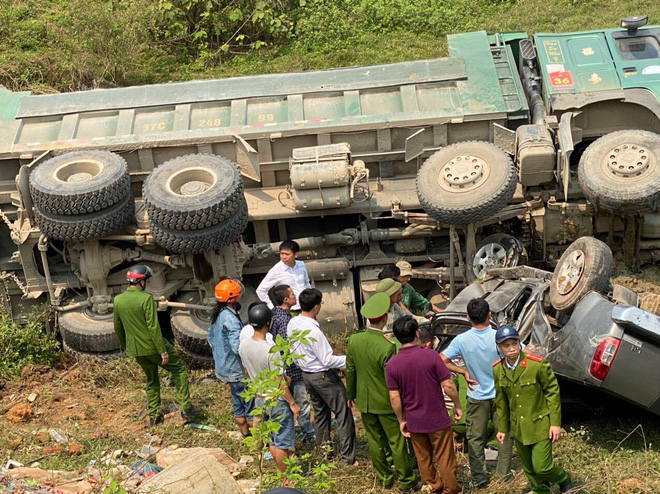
[
  {"x1": 127, "y1": 265, "x2": 153, "y2": 284},
  {"x1": 215, "y1": 279, "x2": 243, "y2": 302}
]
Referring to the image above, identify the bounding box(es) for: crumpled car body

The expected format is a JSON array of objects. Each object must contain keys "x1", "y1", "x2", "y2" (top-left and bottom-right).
[{"x1": 431, "y1": 266, "x2": 660, "y2": 416}]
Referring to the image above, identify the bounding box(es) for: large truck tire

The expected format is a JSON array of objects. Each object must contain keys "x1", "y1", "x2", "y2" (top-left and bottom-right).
[
  {"x1": 175, "y1": 342, "x2": 214, "y2": 370},
  {"x1": 62, "y1": 341, "x2": 125, "y2": 362},
  {"x1": 549, "y1": 237, "x2": 613, "y2": 311},
  {"x1": 58, "y1": 308, "x2": 120, "y2": 352},
  {"x1": 578, "y1": 130, "x2": 660, "y2": 214},
  {"x1": 171, "y1": 293, "x2": 212, "y2": 356},
  {"x1": 416, "y1": 141, "x2": 517, "y2": 224},
  {"x1": 30, "y1": 151, "x2": 130, "y2": 215},
  {"x1": 151, "y1": 202, "x2": 248, "y2": 254},
  {"x1": 469, "y1": 233, "x2": 527, "y2": 282},
  {"x1": 143, "y1": 154, "x2": 245, "y2": 231},
  {"x1": 35, "y1": 193, "x2": 135, "y2": 242}
]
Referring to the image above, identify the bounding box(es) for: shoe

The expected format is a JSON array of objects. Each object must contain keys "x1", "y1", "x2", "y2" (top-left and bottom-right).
[
  {"x1": 300, "y1": 435, "x2": 316, "y2": 444},
  {"x1": 149, "y1": 415, "x2": 164, "y2": 427},
  {"x1": 399, "y1": 481, "x2": 424, "y2": 492},
  {"x1": 383, "y1": 482, "x2": 395, "y2": 490},
  {"x1": 181, "y1": 406, "x2": 203, "y2": 421},
  {"x1": 559, "y1": 478, "x2": 574, "y2": 493}
]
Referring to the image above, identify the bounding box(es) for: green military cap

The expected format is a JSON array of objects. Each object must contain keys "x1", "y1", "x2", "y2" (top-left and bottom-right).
[
  {"x1": 361, "y1": 292, "x2": 391, "y2": 319},
  {"x1": 375, "y1": 278, "x2": 402, "y2": 296}
]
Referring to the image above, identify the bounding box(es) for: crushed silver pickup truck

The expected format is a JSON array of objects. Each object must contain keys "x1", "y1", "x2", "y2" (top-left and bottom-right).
[
  {"x1": 0, "y1": 16, "x2": 658, "y2": 364},
  {"x1": 432, "y1": 237, "x2": 660, "y2": 416}
]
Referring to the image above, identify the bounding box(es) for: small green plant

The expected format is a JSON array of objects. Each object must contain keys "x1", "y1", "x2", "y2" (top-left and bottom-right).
[
  {"x1": 0, "y1": 308, "x2": 59, "y2": 379},
  {"x1": 242, "y1": 330, "x2": 338, "y2": 492}
]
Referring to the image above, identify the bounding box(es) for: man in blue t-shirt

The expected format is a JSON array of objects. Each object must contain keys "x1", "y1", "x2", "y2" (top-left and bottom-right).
[{"x1": 441, "y1": 298, "x2": 513, "y2": 488}]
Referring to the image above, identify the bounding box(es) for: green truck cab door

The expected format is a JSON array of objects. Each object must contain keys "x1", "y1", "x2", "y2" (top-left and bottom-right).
[
  {"x1": 606, "y1": 27, "x2": 660, "y2": 108},
  {"x1": 535, "y1": 30, "x2": 622, "y2": 104}
]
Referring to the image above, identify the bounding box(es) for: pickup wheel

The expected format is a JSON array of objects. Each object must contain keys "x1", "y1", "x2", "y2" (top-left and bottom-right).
[
  {"x1": 58, "y1": 307, "x2": 120, "y2": 352},
  {"x1": 416, "y1": 141, "x2": 517, "y2": 224},
  {"x1": 150, "y1": 202, "x2": 248, "y2": 254},
  {"x1": 62, "y1": 341, "x2": 125, "y2": 362},
  {"x1": 30, "y1": 151, "x2": 130, "y2": 215},
  {"x1": 469, "y1": 233, "x2": 527, "y2": 282},
  {"x1": 549, "y1": 236, "x2": 613, "y2": 311},
  {"x1": 35, "y1": 193, "x2": 135, "y2": 242},
  {"x1": 143, "y1": 154, "x2": 246, "y2": 231},
  {"x1": 578, "y1": 130, "x2": 660, "y2": 214},
  {"x1": 171, "y1": 293, "x2": 212, "y2": 356},
  {"x1": 175, "y1": 342, "x2": 214, "y2": 370}
]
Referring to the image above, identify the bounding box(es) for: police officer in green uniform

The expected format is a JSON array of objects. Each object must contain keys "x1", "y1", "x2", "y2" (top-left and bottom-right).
[
  {"x1": 493, "y1": 326, "x2": 573, "y2": 494},
  {"x1": 346, "y1": 292, "x2": 420, "y2": 492},
  {"x1": 114, "y1": 266, "x2": 201, "y2": 426}
]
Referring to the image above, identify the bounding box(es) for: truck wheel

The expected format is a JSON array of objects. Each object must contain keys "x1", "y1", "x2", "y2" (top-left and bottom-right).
[
  {"x1": 35, "y1": 193, "x2": 135, "y2": 242},
  {"x1": 62, "y1": 341, "x2": 125, "y2": 362},
  {"x1": 171, "y1": 293, "x2": 212, "y2": 356},
  {"x1": 58, "y1": 308, "x2": 120, "y2": 352},
  {"x1": 151, "y1": 202, "x2": 248, "y2": 254},
  {"x1": 469, "y1": 233, "x2": 527, "y2": 282},
  {"x1": 143, "y1": 154, "x2": 245, "y2": 231},
  {"x1": 175, "y1": 342, "x2": 214, "y2": 370},
  {"x1": 30, "y1": 151, "x2": 130, "y2": 215},
  {"x1": 549, "y1": 236, "x2": 613, "y2": 311},
  {"x1": 578, "y1": 130, "x2": 660, "y2": 214},
  {"x1": 416, "y1": 141, "x2": 517, "y2": 224}
]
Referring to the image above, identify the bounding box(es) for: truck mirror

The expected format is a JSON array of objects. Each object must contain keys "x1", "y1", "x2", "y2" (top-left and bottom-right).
[{"x1": 620, "y1": 15, "x2": 648, "y2": 34}]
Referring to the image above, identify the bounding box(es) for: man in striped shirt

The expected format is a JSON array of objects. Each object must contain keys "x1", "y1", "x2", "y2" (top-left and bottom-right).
[{"x1": 268, "y1": 284, "x2": 315, "y2": 443}]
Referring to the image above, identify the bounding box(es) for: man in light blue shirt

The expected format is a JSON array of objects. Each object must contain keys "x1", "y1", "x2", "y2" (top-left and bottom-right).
[{"x1": 441, "y1": 298, "x2": 513, "y2": 488}]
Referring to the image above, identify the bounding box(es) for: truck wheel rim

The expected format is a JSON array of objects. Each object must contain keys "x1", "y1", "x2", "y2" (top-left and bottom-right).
[
  {"x1": 473, "y1": 242, "x2": 506, "y2": 277},
  {"x1": 53, "y1": 159, "x2": 104, "y2": 184},
  {"x1": 438, "y1": 155, "x2": 490, "y2": 192},
  {"x1": 556, "y1": 250, "x2": 585, "y2": 295},
  {"x1": 605, "y1": 144, "x2": 651, "y2": 178},
  {"x1": 166, "y1": 167, "x2": 217, "y2": 197}
]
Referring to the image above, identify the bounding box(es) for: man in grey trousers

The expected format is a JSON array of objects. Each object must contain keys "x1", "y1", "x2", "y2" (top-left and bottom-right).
[{"x1": 287, "y1": 288, "x2": 357, "y2": 466}]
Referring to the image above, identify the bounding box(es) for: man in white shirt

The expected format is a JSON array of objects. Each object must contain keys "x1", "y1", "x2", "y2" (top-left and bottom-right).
[
  {"x1": 287, "y1": 288, "x2": 357, "y2": 466},
  {"x1": 256, "y1": 240, "x2": 311, "y2": 311}
]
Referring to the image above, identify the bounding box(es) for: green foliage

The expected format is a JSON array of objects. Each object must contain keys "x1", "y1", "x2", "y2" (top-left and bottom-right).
[{"x1": 0, "y1": 309, "x2": 59, "y2": 380}]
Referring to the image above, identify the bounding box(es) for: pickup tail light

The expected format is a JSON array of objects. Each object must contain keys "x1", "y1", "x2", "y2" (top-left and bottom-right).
[{"x1": 589, "y1": 336, "x2": 621, "y2": 381}]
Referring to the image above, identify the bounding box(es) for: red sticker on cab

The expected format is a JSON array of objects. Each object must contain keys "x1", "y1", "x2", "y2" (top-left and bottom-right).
[{"x1": 549, "y1": 71, "x2": 574, "y2": 88}]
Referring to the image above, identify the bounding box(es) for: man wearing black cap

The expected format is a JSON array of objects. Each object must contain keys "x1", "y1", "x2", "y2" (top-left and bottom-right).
[{"x1": 239, "y1": 304, "x2": 301, "y2": 476}]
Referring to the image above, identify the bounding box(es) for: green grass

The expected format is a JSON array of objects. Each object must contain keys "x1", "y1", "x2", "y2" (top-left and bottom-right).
[{"x1": 2, "y1": 0, "x2": 660, "y2": 93}]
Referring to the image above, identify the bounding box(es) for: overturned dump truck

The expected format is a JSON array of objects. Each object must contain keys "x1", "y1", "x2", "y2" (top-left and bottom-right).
[{"x1": 0, "y1": 16, "x2": 659, "y2": 365}]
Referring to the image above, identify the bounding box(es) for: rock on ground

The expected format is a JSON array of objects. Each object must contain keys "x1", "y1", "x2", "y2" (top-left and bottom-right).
[
  {"x1": 155, "y1": 446, "x2": 242, "y2": 473},
  {"x1": 6, "y1": 403, "x2": 33, "y2": 423},
  {"x1": 139, "y1": 449, "x2": 242, "y2": 494}
]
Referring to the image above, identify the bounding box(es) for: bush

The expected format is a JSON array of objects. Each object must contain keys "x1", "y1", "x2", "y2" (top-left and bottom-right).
[{"x1": 0, "y1": 309, "x2": 60, "y2": 380}]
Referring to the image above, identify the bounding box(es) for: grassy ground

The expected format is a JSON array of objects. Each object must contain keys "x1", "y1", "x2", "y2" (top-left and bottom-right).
[
  {"x1": 2, "y1": 345, "x2": 659, "y2": 493},
  {"x1": 2, "y1": 0, "x2": 660, "y2": 93}
]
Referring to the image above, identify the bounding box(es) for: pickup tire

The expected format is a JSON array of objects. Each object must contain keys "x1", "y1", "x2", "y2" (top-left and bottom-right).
[
  {"x1": 469, "y1": 233, "x2": 527, "y2": 282},
  {"x1": 59, "y1": 308, "x2": 120, "y2": 352},
  {"x1": 35, "y1": 193, "x2": 135, "y2": 242},
  {"x1": 151, "y1": 202, "x2": 248, "y2": 254},
  {"x1": 62, "y1": 341, "x2": 125, "y2": 362},
  {"x1": 171, "y1": 293, "x2": 212, "y2": 356},
  {"x1": 578, "y1": 130, "x2": 660, "y2": 214},
  {"x1": 30, "y1": 151, "x2": 130, "y2": 216},
  {"x1": 416, "y1": 141, "x2": 517, "y2": 224},
  {"x1": 549, "y1": 236, "x2": 613, "y2": 311},
  {"x1": 143, "y1": 154, "x2": 245, "y2": 231},
  {"x1": 175, "y1": 342, "x2": 214, "y2": 370}
]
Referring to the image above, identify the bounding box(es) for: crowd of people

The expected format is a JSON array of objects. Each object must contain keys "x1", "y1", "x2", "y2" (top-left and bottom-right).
[{"x1": 113, "y1": 240, "x2": 573, "y2": 493}]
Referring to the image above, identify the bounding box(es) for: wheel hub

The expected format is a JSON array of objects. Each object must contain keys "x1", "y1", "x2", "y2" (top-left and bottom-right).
[
  {"x1": 606, "y1": 145, "x2": 650, "y2": 178},
  {"x1": 473, "y1": 242, "x2": 506, "y2": 277},
  {"x1": 179, "y1": 180, "x2": 208, "y2": 196},
  {"x1": 440, "y1": 155, "x2": 485, "y2": 189},
  {"x1": 555, "y1": 250, "x2": 585, "y2": 295},
  {"x1": 67, "y1": 172, "x2": 94, "y2": 183}
]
